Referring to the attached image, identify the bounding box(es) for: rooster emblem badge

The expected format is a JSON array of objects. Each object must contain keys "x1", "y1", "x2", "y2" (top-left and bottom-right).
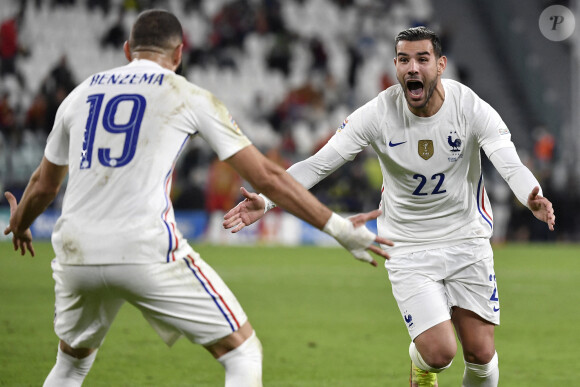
[{"x1": 448, "y1": 131, "x2": 462, "y2": 152}]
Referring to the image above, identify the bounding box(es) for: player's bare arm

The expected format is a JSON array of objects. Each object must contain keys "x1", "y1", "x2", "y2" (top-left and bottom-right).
[
  {"x1": 225, "y1": 145, "x2": 394, "y2": 264},
  {"x1": 4, "y1": 157, "x2": 68, "y2": 257},
  {"x1": 3, "y1": 192, "x2": 35, "y2": 257},
  {"x1": 223, "y1": 187, "x2": 266, "y2": 233},
  {"x1": 527, "y1": 186, "x2": 556, "y2": 231},
  {"x1": 225, "y1": 144, "x2": 348, "y2": 233}
]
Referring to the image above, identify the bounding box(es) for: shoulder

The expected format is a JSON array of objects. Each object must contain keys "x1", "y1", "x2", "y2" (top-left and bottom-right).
[
  {"x1": 442, "y1": 78, "x2": 485, "y2": 107},
  {"x1": 443, "y1": 79, "x2": 476, "y2": 99},
  {"x1": 355, "y1": 84, "x2": 402, "y2": 117},
  {"x1": 164, "y1": 73, "x2": 220, "y2": 105},
  {"x1": 379, "y1": 83, "x2": 404, "y2": 105}
]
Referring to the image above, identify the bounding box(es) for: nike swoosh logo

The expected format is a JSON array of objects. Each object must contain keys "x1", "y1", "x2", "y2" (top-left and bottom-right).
[
  {"x1": 493, "y1": 306, "x2": 500, "y2": 312},
  {"x1": 389, "y1": 140, "x2": 407, "y2": 147}
]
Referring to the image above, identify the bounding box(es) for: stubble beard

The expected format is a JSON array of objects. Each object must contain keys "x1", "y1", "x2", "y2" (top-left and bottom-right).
[{"x1": 405, "y1": 76, "x2": 438, "y2": 110}]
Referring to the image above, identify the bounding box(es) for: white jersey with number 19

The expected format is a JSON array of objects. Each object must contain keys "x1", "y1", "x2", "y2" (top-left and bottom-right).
[
  {"x1": 44, "y1": 59, "x2": 251, "y2": 265},
  {"x1": 328, "y1": 79, "x2": 514, "y2": 256}
]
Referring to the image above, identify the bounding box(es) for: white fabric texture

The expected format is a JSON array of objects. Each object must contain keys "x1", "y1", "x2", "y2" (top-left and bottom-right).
[
  {"x1": 322, "y1": 212, "x2": 376, "y2": 263},
  {"x1": 488, "y1": 147, "x2": 541, "y2": 207},
  {"x1": 44, "y1": 59, "x2": 251, "y2": 264},
  {"x1": 462, "y1": 352, "x2": 499, "y2": 387},
  {"x1": 43, "y1": 346, "x2": 98, "y2": 387},
  {"x1": 409, "y1": 341, "x2": 452, "y2": 373},
  {"x1": 218, "y1": 331, "x2": 263, "y2": 387}
]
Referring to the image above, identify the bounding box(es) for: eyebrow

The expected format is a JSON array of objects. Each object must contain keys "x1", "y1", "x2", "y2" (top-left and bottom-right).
[{"x1": 397, "y1": 51, "x2": 431, "y2": 57}]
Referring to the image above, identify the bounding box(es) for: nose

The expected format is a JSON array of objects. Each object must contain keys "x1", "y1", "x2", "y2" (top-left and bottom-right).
[{"x1": 408, "y1": 60, "x2": 419, "y2": 74}]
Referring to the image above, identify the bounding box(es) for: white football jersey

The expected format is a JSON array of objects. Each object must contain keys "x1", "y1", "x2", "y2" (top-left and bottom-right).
[
  {"x1": 45, "y1": 59, "x2": 251, "y2": 264},
  {"x1": 328, "y1": 79, "x2": 514, "y2": 255}
]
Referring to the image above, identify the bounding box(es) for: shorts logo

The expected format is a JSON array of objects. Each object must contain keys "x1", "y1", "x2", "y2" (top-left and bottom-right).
[
  {"x1": 489, "y1": 274, "x2": 500, "y2": 312},
  {"x1": 404, "y1": 311, "x2": 414, "y2": 328},
  {"x1": 418, "y1": 140, "x2": 434, "y2": 160}
]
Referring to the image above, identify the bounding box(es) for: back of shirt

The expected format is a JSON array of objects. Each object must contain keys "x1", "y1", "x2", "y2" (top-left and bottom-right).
[{"x1": 45, "y1": 59, "x2": 251, "y2": 264}]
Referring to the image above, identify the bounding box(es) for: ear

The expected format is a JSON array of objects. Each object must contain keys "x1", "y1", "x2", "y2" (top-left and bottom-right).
[
  {"x1": 172, "y1": 43, "x2": 183, "y2": 69},
  {"x1": 437, "y1": 55, "x2": 447, "y2": 75},
  {"x1": 123, "y1": 41, "x2": 132, "y2": 62}
]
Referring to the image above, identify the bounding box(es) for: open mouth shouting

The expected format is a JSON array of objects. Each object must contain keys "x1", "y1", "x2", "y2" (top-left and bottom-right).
[{"x1": 406, "y1": 79, "x2": 424, "y2": 100}]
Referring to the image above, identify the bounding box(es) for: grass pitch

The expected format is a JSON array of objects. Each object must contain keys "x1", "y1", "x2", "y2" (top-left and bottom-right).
[{"x1": 1, "y1": 242, "x2": 578, "y2": 386}]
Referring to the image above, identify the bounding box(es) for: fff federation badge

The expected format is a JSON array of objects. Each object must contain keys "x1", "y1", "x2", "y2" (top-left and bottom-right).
[{"x1": 418, "y1": 140, "x2": 434, "y2": 160}]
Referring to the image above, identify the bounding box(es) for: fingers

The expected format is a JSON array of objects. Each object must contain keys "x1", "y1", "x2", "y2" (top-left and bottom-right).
[
  {"x1": 375, "y1": 236, "x2": 394, "y2": 247},
  {"x1": 240, "y1": 186, "x2": 257, "y2": 200},
  {"x1": 367, "y1": 244, "x2": 390, "y2": 260},
  {"x1": 536, "y1": 196, "x2": 556, "y2": 231},
  {"x1": 4, "y1": 191, "x2": 17, "y2": 216},
  {"x1": 546, "y1": 202, "x2": 556, "y2": 231},
  {"x1": 223, "y1": 198, "x2": 246, "y2": 221},
  {"x1": 11, "y1": 235, "x2": 35, "y2": 257},
  {"x1": 222, "y1": 213, "x2": 248, "y2": 233},
  {"x1": 19, "y1": 240, "x2": 26, "y2": 256},
  {"x1": 27, "y1": 241, "x2": 35, "y2": 257},
  {"x1": 223, "y1": 207, "x2": 239, "y2": 221},
  {"x1": 348, "y1": 209, "x2": 382, "y2": 228},
  {"x1": 230, "y1": 223, "x2": 246, "y2": 234},
  {"x1": 4, "y1": 191, "x2": 16, "y2": 204},
  {"x1": 223, "y1": 212, "x2": 240, "y2": 228},
  {"x1": 527, "y1": 186, "x2": 540, "y2": 202}
]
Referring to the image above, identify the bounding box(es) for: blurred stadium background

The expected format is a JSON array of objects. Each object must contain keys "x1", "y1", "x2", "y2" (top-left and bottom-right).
[{"x1": 0, "y1": 0, "x2": 578, "y2": 244}]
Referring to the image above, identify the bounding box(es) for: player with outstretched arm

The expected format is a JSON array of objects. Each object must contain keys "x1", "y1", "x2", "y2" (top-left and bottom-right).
[
  {"x1": 224, "y1": 26, "x2": 555, "y2": 387},
  {"x1": 3, "y1": 10, "x2": 392, "y2": 387}
]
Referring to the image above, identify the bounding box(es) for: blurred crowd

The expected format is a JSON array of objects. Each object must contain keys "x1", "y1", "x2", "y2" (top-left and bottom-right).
[{"x1": 0, "y1": 0, "x2": 577, "y2": 242}]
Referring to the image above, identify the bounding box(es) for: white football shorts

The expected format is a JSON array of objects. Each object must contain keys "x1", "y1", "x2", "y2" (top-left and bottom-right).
[
  {"x1": 51, "y1": 251, "x2": 248, "y2": 349},
  {"x1": 385, "y1": 239, "x2": 500, "y2": 340}
]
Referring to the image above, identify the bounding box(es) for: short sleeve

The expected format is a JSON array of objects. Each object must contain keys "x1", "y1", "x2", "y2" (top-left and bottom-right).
[
  {"x1": 44, "y1": 95, "x2": 73, "y2": 166},
  {"x1": 191, "y1": 91, "x2": 252, "y2": 160}
]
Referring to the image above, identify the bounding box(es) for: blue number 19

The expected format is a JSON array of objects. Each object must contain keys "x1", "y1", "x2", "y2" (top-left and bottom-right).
[{"x1": 81, "y1": 93, "x2": 146, "y2": 169}]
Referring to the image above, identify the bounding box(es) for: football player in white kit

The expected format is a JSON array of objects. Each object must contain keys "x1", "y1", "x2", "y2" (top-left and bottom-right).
[
  {"x1": 223, "y1": 26, "x2": 556, "y2": 386},
  {"x1": 3, "y1": 10, "x2": 392, "y2": 387}
]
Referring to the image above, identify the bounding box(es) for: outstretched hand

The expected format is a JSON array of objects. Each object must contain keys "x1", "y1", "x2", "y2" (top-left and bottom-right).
[
  {"x1": 223, "y1": 187, "x2": 266, "y2": 233},
  {"x1": 3, "y1": 192, "x2": 35, "y2": 257},
  {"x1": 345, "y1": 209, "x2": 394, "y2": 267},
  {"x1": 527, "y1": 186, "x2": 555, "y2": 231}
]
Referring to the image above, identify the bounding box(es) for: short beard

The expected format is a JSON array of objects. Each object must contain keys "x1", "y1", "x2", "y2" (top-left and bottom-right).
[{"x1": 406, "y1": 77, "x2": 437, "y2": 109}]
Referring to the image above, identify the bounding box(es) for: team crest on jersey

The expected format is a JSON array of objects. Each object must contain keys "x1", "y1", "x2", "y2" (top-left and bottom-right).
[
  {"x1": 447, "y1": 131, "x2": 462, "y2": 152},
  {"x1": 418, "y1": 140, "x2": 434, "y2": 160}
]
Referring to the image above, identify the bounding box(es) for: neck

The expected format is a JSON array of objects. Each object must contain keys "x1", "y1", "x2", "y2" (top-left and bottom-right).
[{"x1": 131, "y1": 51, "x2": 176, "y2": 71}]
